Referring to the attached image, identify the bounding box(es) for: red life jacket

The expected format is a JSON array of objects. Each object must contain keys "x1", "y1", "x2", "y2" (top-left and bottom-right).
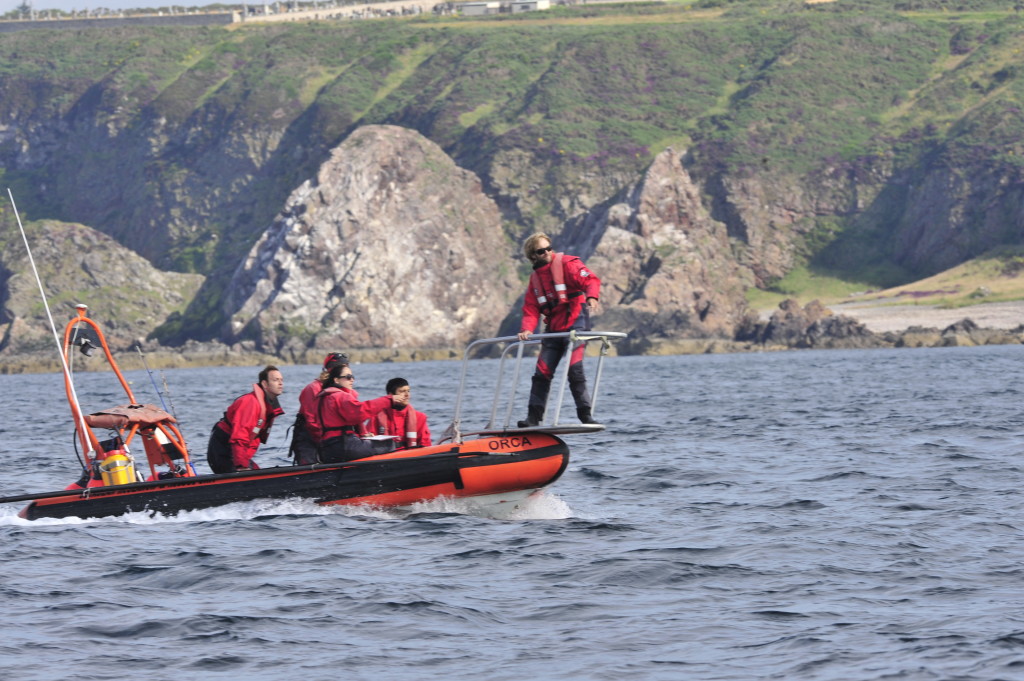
[
  {"x1": 317, "y1": 387, "x2": 355, "y2": 440},
  {"x1": 250, "y1": 383, "x2": 268, "y2": 436},
  {"x1": 317, "y1": 387, "x2": 389, "y2": 439},
  {"x1": 297, "y1": 379, "x2": 325, "y2": 441},
  {"x1": 247, "y1": 383, "x2": 283, "y2": 443},
  {"x1": 375, "y1": 405, "x2": 420, "y2": 447},
  {"x1": 217, "y1": 384, "x2": 273, "y2": 441},
  {"x1": 529, "y1": 252, "x2": 569, "y2": 312}
]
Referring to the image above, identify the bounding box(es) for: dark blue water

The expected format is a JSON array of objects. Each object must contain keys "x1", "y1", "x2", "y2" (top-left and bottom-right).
[{"x1": 2, "y1": 345, "x2": 1024, "y2": 680}]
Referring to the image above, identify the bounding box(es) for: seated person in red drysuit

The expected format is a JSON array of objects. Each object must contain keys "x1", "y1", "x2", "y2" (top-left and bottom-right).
[
  {"x1": 316, "y1": 364, "x2": 408, "y2": 463},
  {"x1": 290, "y1": 351, "x2": 349, "y2": 465},
  {"x1": 206, "y1": 365, "x2": 285, "y2": 473},
  {"x1": 368, "y1": 377, "x2": 432, "y2": 449}
]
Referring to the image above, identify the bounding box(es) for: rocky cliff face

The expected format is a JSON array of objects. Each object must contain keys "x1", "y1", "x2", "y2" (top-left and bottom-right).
[
  {"x1": 560, "y1": 148, "x2": 754, "y2": 348},
  {"x1": 891, "y1": 162, "x2": 1024, "y2": 275},
  {"x1": 223, "y1": 125, "x2": 521, "y2": 355},
  {"x1": 2, "y1": 17, "x2": 1023, "y2": 361},
  {"x1": 0, "y1": 220, "x2": 204, "y2": 353}
]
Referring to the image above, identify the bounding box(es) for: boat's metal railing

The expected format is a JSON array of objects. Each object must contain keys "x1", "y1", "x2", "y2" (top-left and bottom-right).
[{"x1": 445, "y1": 330, "x2": 627, "y2": 443}]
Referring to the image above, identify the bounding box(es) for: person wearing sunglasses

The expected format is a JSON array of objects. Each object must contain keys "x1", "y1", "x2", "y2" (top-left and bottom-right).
[
  {"x1": 316, "y1": 364, "x2": 409, "y2": 462},
  {"x1": 289, "y1": 351, "x2": 350, "y2": 465},
  {"x1": 516, "y1": 232, "x2": 602, "y2": 427}
]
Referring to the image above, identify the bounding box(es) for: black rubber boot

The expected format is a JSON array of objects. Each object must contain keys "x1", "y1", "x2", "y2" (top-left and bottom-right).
[
  {"x1": 517, "y1": 405, "x2": 544, "y2": 428},
  {"x1": 577, "y1": 407, "x2": 597, "y2": 425}
]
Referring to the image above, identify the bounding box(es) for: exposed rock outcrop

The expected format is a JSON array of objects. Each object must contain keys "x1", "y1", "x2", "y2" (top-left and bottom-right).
[
  {"x1": 739, "y1": 299, "x2": 1024, "y2": 351},
  {"x1": 2, "y1": 19, "x2": 1024, "y2": 362},
  {"x1": 737, "y1": 298, "x2": 878, "y2": 349},
  {"x1": 561, "y1": 148, "x2": 754, "y2": 350},
  {"x1": 891, "y1": 164, "x2": 1024, "y2": 275},
  {"x1": 0, "y1": 220, "x2": 204, "y2": 354},
  {"x1": 222, "y1": 125, "x2": 521, "y2": 355},
  {"x1": 935, "y1": 318, "x2": 1024, "y2": 348}
]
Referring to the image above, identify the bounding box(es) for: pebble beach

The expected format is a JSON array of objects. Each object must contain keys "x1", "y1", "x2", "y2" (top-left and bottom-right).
[{"x1": 829, "y1": 299, "x2": 1024, "y2": 334}]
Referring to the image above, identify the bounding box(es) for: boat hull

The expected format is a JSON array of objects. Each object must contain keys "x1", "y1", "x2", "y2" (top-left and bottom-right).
[{"x1": 19, "y1": 433, "x2": 569, "y2": 521}]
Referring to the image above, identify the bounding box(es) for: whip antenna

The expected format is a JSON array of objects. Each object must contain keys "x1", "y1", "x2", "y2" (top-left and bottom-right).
[
  {"x1": 6, "y1": 188, "x2": 95, "y2": 461},
  {"x1": 135, "y1": 342, "x2": 176, "y2": 417},
  {"x1": 161, "y1": 370, "x2": 178, "y2": 420},
  {"x1": 135, "y1": 343, "x2": 166, "y2": 410}
]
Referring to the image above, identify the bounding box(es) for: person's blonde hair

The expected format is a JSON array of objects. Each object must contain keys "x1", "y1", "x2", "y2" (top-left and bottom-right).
[{"x1": 523, "y1": 232, "x2": 553, "y2": 261}]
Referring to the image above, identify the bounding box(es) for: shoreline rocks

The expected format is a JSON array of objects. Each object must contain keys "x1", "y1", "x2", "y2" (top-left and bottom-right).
[
  {"x1": 736, "y1": 299, "x2": 1024, "y2": 352},
  {"x1": 2, "y1": 297, "x2": 1020, "y2": 375}
]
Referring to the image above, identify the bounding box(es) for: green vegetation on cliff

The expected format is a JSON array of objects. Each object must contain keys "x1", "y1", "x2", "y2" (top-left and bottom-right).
[{"x1": 2, "y1": 0, "x2": 1024, "y2": 343}]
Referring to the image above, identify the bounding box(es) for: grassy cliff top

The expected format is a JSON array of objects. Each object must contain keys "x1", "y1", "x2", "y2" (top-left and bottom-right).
[
  {"x1": 4, "y1": 0, "x2": 1024, "y2": 333},
  {"x1": 749, "y1": 246, "x2": 1024, "y2": 313}
]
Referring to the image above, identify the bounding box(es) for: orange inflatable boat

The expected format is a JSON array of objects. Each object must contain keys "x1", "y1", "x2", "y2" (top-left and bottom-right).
[{"x1": 7, "y1": 305, "x2": 624, "y2": 521}]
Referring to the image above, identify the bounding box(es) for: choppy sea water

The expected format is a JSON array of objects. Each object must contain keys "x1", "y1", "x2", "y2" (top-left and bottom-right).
[{"x1": 2, "y1": 345, "x2": 1024, "y2": 681}]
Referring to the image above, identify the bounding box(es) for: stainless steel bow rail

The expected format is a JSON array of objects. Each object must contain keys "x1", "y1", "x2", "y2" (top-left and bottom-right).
[{"x1": 444, "y1": 330, "x2": 628, "y2": 443}]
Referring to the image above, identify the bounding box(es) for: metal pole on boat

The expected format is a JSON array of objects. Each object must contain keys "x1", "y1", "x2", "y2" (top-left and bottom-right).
[
  {"x1": 588, "y1": 333, "x2": 612, "y2": 416},
  {"x1": 575, "y1": 331, "x2": 626, "y2": 418},
  {"x1": 6, "y1": 188, "x2": 96, "y2": 463},
  {"x1": 502, "y1": 339, "x2": 529, "y2": 428},
  {"x1": 136, "y1": 343, "x2": 171, "y2": 414},
  {"x1": 161, "y1": 372, "x2": 178, "y2": 420},
  {"x1": 452, "y1": 337, "x2": 493, "y2": 442},
  {"x1": 488, "y1": 344, "x2": 509, "y2": 429},
  {"x1": 550, "y1": 330, "x2": 577, "y2": 426}
]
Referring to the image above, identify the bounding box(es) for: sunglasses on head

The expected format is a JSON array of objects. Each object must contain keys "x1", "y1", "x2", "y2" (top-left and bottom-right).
[
  {"x1": 533, "y1": 246, "x2": 553, "y2": 256},
  {"x1": 325, "y1": 351, "x2": 348, "y2": 363}
]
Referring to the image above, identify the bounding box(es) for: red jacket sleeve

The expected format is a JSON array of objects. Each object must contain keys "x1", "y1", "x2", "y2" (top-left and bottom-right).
[
  {"x1": 565, "y1": 257, "x2": 601, "y2": 300},
  {"x1": 418, "y1": 413, "x2": 432, "y2": 447},
  {"x1": 298, "y1": 381, "x2": 323, "y2": 442},
  {"x1": 520, "y1": 282, "x2": 542, "y2": 334},
  {"x1": 337, "y1": 393, "x2": 392, "y2": 425},
  {"x1": 226, "y1": 393, "x2": 260, "y2": 468}
]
